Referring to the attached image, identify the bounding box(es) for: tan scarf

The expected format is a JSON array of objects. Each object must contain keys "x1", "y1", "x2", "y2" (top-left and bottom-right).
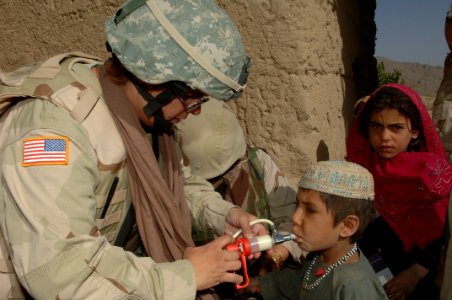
[
  {"x1": 99, "y1": 69, "x2": 221, "y2": 299},
  {"x1": 98, "y1": 68, "x2": 194, "y2": 262}
]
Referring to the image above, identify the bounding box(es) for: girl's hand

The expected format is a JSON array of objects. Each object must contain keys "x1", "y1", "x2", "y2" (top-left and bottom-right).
[{"x1": 384, "y1": 263, "x2": 428, "y2": 299}]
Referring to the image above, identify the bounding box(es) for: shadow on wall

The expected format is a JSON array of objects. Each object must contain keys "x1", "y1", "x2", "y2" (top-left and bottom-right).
[
  {"x1": 316, "y1": 140, "x2": 330, "y2": 162},
  {"x1": 334, "y1": 0, "x2": 378, "y2": 138}
]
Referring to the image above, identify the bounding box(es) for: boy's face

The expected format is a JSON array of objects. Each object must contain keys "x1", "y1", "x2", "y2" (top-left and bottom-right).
[
  {"x1": 292, "y1": 189, "x2": 343, "y2": 253},
  {"x1": 368, "y1": 108, "x2": 419, "y2": 158}
]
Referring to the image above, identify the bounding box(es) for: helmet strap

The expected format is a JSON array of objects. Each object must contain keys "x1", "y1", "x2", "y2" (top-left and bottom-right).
[
  {"x1": 131, "y1": 81, "x2": 165, "y2": 116},
  {"x1": 131, "y1": 80, "x2": 195, "y2": 134},
  {"x1": 131, "y1": 80, "x2": 191, "y2": 118},
  {"x1": 149, "y1": 112, "x2": 173, "y2": 135}
]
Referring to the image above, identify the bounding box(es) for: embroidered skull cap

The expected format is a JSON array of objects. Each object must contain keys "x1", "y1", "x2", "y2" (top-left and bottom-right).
[{"x1": 298, "y1": 161, "x2": 374, "y2": 200}]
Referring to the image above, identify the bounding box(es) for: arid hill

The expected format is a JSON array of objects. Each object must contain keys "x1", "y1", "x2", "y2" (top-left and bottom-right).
[{"x1": 376, "y1": 56, "x2": 444, "y2": 110}]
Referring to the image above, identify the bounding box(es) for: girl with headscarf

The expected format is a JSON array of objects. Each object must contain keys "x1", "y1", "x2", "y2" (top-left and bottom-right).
[{"x1": 347, "y1": 84, "x2": 452, "y2": 300}]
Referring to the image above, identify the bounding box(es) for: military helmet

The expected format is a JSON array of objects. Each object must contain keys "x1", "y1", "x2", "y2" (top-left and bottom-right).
[
  {"x1": 105, "y1": 0, "x2": 250, "y2": 100},
  {"x1": 175, "y1": 98, "x2": 247, "y2": 179}
]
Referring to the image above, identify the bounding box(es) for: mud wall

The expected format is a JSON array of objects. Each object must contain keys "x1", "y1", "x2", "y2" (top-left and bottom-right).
[{"x1": 0, "y1": 0, "x2": 376, "y2": 183}]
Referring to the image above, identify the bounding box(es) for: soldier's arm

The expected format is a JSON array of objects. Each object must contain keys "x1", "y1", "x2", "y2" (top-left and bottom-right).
[{"x1": 180, "y1": 157, "x2": 236, "y2": 236}]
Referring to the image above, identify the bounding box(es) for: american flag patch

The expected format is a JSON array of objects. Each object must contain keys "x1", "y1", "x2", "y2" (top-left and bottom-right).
[{"x1": 22, "y1": 137, "x2": 69, "y2": 166}]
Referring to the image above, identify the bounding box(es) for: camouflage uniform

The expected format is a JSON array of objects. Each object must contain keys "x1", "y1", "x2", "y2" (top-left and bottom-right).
[
  {"x1": 442, "y1": 193, "x2": 452, "y2": 300},
  {"x1": 190, "y1": 147, "x2": 302, "y2": 259},
  {"x1": 237, "y1": 147, "x2": 302, "y2": 261},
  {"x1": 435, "y1": 7, "x2": 452, "y2": 299},
  {"x1": 433, "y1": 68, "x2": 452, "y2": 300},
  {"x1": 432, "y1": 53, "x2": 452, "y2": 163},
  {"x1": 176, "y1": 99, "x2": 303, "y2": 262},
  {"x1": 0, "y1": 59, "x2": 235, "y2": 299}
]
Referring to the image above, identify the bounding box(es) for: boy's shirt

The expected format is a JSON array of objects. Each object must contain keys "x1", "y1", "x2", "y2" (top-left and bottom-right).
[{"x1": 259, "y1": 250, "x2": 388, "y2": 300}]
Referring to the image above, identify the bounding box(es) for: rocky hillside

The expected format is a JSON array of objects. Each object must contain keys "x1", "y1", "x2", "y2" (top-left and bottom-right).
[{"x1": 376, "y1": 56, "x2": 444, "y2": 110}]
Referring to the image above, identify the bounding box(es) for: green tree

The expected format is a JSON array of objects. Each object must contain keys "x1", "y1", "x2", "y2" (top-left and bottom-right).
[{"x1": 377, "y1": 61, "x2": 404, "y2": 85}]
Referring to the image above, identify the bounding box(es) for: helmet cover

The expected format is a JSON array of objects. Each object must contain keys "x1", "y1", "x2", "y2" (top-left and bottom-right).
[{"x1": 105, "y1": 0, "x2": 250, "y2": 100}]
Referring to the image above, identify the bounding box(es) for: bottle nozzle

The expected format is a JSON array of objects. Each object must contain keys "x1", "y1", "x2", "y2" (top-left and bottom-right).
[{"x1": 272, "y1": 232, "x2": 296, "y2": 245}]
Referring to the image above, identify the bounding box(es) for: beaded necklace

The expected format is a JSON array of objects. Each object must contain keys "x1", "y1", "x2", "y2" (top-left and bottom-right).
[{"x1": 301, "y1": 243, "x2": 358, "y2": 291}]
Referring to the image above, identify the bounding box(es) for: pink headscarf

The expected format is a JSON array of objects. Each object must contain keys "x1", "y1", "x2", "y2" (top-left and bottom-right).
[{"x1": 347, "y1": 83, "x2": 452, "y2": 251}]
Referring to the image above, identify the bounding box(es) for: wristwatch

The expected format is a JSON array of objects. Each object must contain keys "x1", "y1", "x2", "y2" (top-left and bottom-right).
[{"x1": 271, "y1": 251, "x2": 284, "y2": 270}]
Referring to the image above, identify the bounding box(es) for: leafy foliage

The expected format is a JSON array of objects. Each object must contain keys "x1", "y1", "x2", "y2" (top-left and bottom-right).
[{"x1": 377, "y1": 62, "x2": 404, "y2": 85}]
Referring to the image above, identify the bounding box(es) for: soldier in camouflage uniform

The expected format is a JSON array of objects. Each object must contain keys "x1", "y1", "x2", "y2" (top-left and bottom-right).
[
  {"x1": 0, "y1": 0, "x2": 266, "y2": 299},
  {"x1": 176, "y1": 99, "x2": 305, "y2": 273},
  {"x1": 438, "y1": 5, "x2": 452, "y2": 300},
  {"x1": 433, "y1": 5, "x2": 452, "y2": 164}
]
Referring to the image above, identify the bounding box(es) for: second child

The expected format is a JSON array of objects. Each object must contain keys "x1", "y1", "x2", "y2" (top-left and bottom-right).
[{"x1": 246, "y1": 161, "x2": 388, "y2": 300}]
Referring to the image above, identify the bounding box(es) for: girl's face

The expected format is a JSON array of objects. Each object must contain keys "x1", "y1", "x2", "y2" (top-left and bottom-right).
[
  {"x1": 368, "y1": 108, "x2": 419, "y2": 159},
  {"x1": 292, "y1": 189, "x2": 343, "y2": 253}
]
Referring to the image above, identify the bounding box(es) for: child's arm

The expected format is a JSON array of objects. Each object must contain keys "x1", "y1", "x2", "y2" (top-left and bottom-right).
[
  {"x1": 383, "y1": 238, "x2": 441, "y2": 299},
  {"x1": 383, "y1": 263, "x2": 428, "y2": 299}
]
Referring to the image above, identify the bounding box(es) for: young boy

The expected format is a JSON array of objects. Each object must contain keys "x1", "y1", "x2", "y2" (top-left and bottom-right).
[{"x1": 247, "y1": 160, "x2": 388, "y2": 299}]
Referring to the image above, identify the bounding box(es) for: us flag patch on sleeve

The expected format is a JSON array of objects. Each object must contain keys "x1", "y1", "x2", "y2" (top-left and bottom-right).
[{"x1": 22, "y1": 137, "x2": 69, "y2": 166}]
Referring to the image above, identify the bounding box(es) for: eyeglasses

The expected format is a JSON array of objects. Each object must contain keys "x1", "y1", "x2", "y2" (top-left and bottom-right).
[{"x1": 178, "y1": 95, "x2": 210, "y2": 113}]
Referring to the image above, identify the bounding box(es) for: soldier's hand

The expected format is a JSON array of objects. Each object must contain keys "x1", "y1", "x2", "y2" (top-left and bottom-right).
[
  {"x1": 183, "y1": 235, "x2": 243, "y2": 290},
  {"x1": 224, "y1": 208, "x2": 268, "y2": 259}
]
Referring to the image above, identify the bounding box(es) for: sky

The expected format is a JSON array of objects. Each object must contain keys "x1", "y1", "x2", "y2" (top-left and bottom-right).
[{"x1": 375, "y1": 0, "x2": 451, "y2": 66}]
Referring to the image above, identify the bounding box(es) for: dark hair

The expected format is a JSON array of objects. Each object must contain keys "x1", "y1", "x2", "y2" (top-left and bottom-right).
[
  {"x1": 358, "y1": 86, "x2": 424, "y2": 152},
  {"x1": 104, "y1": 54, "x2": 133, "y2": 85},
  {"x1": 318, "y1": 191, "x2": 377, "y2": 243}
]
